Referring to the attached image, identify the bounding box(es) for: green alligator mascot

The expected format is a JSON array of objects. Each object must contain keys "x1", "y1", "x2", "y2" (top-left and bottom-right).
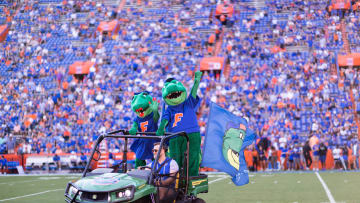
[
  {"x1": 129, "y1": 91, "x2": 159, "y2": 168},
  {"x1": 222, "y1": 123, "x2": 246, "y2": 170},
  {"x1": 156, "y1": 71, "x2": 203, "y2": 176}
]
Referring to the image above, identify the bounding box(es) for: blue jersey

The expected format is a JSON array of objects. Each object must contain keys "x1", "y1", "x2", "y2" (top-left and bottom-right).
[
  {"x1": 130, "y1": 112, "x2": 158, "y2": 160},
  {"x1": 80, "y1": 155, "x2": 87, "y2": 161},
  {"x1": 162, "y1": 96, "x2": 200, "y2": 134},
  {"x1": 289, "y1": 150, "x2": 295, "y2": 161},
  {"x1": 293, "y1": 147, "x2": 300, "y2": 158},
  {"x1": 1, "y1": 158, "x2": 7, "y2": 166},
  {"x1": 313, "y1": 144, "x2": 319, "y2": 156},
  {"x1": 280, "y1": 148, "x2": 287, "y2": 158},
  {"x1": 150, "y1": 157, "x2": 173, "y2": 181},
  {"x1": 53, "y1": 155, "x2": 60, "y2": 162}
]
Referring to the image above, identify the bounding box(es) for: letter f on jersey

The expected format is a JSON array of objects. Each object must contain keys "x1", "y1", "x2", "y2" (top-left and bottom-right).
[
  {"x1": 173, "y1": 113, "x2": 183, "y2": 127},
  {"x1": 140, "y1": 121, "x2": 149, "y2": 132}
]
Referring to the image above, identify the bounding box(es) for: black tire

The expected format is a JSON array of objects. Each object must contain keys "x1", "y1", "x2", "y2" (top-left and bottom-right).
[
  {"x1": 132, "y1": 195, "x2": 152, "y2": 203},
  {"x1": 192, "y1": 198, "x2": 206, "y2": 203}
]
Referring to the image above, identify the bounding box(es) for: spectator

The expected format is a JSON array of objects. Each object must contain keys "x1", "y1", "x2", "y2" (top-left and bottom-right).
[
  {"x1": 303, "y1": 141, "x2": 312, "y2": 170},
  {"x1": 280, "y1": 145, "x2": 288, "y2": 170},
  {"x1": 1, "y1": 156, "x2": 8, "y2": 175},
  {"x1": 80, "y1": 153, "x2": 87, "y2": 167},
  {"x1": 333, "y1": 145, "x2": 342, "y2": 170},
  {"x1": 258, "y1": 145, "x2": 267, "y2": 171},
  {"x1": 258, "y1": 135, "x2": 271, "y2": 152},
  {"x1": 279, "y1": 134, "x2": 287, "y2": 149},
  {"x1": 293, "y1": 144, "x2": 302, "y2": 170},
  {"x1": 69, "y1": 151, "x2": 78, "y2": 171},
  {"x1": 351, "y1": 141, "x2": 359, "y2": 170},
  {"x1": 312, "y1": 143, "x2": 320, "y2": 171},
  {"x1": 342, "y1": 144, "x2": 350, "y2": 170},
  {"x1": 53, "y1": 154, "x2": 61, "y2": 171},
  {"x1": 319, "y1": 143, "x2": 328, "y2": 170},
  {"x1": 268, "y1": 146, "x2": 278, "y2": 171},
  {"x1": 288, "y1": 146, "x2": 295, "y2": 171},
  {"x1": 109, "y1": 153, "x2": 115, "y2": 168}
]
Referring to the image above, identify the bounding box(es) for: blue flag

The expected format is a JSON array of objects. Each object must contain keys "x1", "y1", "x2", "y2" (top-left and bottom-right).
[{"x1": 201, "y1": 102, "x2": 256, "y2": 186}]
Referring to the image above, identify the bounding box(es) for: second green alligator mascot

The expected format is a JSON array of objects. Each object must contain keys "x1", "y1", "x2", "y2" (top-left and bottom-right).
[
  {"x1": 129, "y1": 91, "x2": 159, "y2": 168},
  {"x1": 156, "y1": 71, "x2": 203, "y2": 176}
]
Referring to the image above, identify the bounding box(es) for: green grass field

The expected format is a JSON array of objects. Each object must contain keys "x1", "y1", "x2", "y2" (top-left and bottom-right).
[{"x1": 0, "y1": 172, "x2": 359, "y2": 203}]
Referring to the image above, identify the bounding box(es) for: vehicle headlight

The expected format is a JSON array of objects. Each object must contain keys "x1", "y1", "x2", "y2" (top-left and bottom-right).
[
  {"x1": 115, "y1": 187, "x2": 133, "y2": 200},
  {"x1": 69, "y1": 186, "x2": 78, "y2": 196},
  {"x1": 124, "y1": 189, "x2": 131, "y2": 197},
  {"x1": 117, "y1": 191, "x2": 124, "y2": 198}
]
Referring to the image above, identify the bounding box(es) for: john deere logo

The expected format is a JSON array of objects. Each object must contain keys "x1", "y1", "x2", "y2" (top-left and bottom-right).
[
  {"x1": 93, "y1": 175, "x2": 121, "y2": 185},
  {"x1": 192, "y1": 179, "x2": 207, "y2": 186},
  {"x1": 92, "y1": 194, "x2": 97, "y2": 199}
]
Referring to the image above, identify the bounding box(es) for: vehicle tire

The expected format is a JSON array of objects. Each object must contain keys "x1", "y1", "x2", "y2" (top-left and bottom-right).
[
  {"x1": 132, "y1": 195, "x2": 152, "y2": 203},
  {"x1": 192, "y1": 198, "x2": 206, "y2": 203}
]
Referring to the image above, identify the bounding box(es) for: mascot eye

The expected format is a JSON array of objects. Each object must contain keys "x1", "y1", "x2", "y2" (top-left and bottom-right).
[{"x1": 239, "y1": 132, "x2": 244, "y2": 140}]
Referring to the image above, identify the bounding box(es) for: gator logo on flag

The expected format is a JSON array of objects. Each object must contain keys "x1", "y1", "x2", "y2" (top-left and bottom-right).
[
  {"x1": 222, "y1": 123, "x2": 247, "y2": 171},
  {"x1": 201, "y1": 102, "x2": 255, "y2": 186}
]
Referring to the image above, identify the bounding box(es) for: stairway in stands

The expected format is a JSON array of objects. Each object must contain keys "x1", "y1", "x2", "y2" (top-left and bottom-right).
[
  {"x1": 340, "y1": 17, "x2": 360, "y2": 140},
  {"x1": 341, "y1": 19, "x2": 351, "y2": 54},
  {"x1": 94, "y1": 0, "x2": 125, "y2": 168},
  {"x1": 221, "y1": 0, "x2": 259, "y2": 79}
]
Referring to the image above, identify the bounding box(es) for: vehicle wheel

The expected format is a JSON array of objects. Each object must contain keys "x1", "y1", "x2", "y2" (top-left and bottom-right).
[
  {"x1": 132, "y1": 195, "x2": 152, "y2": 203},
  {"x1": 192, "y1": 198, "x2": 206, "y2": 203}
]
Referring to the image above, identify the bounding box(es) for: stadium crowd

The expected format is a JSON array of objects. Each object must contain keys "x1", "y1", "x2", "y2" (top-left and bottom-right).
[{"x1": 0, "y1": 0, "x2": 360, "y2": 172}]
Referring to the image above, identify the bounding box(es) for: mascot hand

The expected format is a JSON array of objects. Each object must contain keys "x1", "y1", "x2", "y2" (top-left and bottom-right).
[
  {"x1": 156, "y1": 119, "x2": 168, "y2": 136},
  {"x1": 156, "y1": 128, "x2": 165, "y2": 136},
  {"x1": 150, "y1": 98, "x2": 159, "y2": 112},
  {"x1": 129, "y1": 127, "x2": 137, "y2": 135},
  {"x1": 194, "y1": 71, "x2": 203, "y2": 81}
]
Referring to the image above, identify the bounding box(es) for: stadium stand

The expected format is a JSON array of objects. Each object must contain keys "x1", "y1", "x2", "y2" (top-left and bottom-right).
[{"x1": 0, "y1": 0, "x2": 359, "y2": 173}]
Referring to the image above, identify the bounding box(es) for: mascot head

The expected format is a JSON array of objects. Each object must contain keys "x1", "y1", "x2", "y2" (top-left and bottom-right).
[
  {"x1": 131, "y1": 91, "x2": 153, "y2": 118},
  {"x1": 162, "y1": 78, "x2": 187, "y2": 106}
]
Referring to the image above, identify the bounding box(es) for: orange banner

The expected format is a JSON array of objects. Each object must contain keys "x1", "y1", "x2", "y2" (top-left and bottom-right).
[
  {"x1": 200, "y1": 57, "x2": 225, "y2": 71},
  {"x1": 0, "y1": 24, "x2": 10, "y2": 42},
  {"x1": 338, "y1": 53, "x2": 360, "y2": 66},
  {"x1": 215, "y1": 4, "x2": 234, "y2": 17},
  {"x1": 69, "y1": 61, "x2": 95, "y2": 74},
  {"x1": 97, "y1": 20, "x2": 119, "y2": 33},
  {"x1": 332, "y1": 0, "x2": 351, "y2": 9}
]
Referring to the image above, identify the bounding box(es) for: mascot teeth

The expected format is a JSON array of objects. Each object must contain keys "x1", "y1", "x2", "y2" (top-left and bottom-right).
[{"x1": 167, "y1": 91, "x2": 182, "y2": 99}]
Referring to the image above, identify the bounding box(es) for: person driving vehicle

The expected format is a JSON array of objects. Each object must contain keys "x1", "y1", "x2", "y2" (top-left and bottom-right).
[{"x1": 148, "y1": 142, "x2": 179, "y2": 203}]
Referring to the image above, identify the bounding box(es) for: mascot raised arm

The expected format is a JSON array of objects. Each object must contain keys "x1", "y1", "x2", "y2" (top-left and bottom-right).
[{"x1": 156, "y1": 71, "x2": 203, "y2": 176}]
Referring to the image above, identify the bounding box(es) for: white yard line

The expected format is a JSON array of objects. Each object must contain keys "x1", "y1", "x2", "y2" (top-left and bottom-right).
[
  {"x1": 315, "y1": 172, "x2": 336, "y2": 203},
  {"x1": 209, "y1": 176, "x2": 228, "y2": 184},
  {"x1": 0, "y1": 189, "x2": 63, "y2": 202},
  {"x1": 207, "y1": 174, "x2": 228, "y2": 178},
  {"x1": 0, "y1": 179, "x2": 44, "y2": 185}
]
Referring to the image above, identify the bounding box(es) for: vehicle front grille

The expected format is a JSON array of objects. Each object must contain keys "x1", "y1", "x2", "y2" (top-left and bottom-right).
[{"x1": 81, "y1": 192, "x2": 108, "y2": 201}]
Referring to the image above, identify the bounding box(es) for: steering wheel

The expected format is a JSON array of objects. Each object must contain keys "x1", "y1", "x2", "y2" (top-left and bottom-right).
[{"x1": 139, "y1": 166, "x2": 152, "y2": 170}]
